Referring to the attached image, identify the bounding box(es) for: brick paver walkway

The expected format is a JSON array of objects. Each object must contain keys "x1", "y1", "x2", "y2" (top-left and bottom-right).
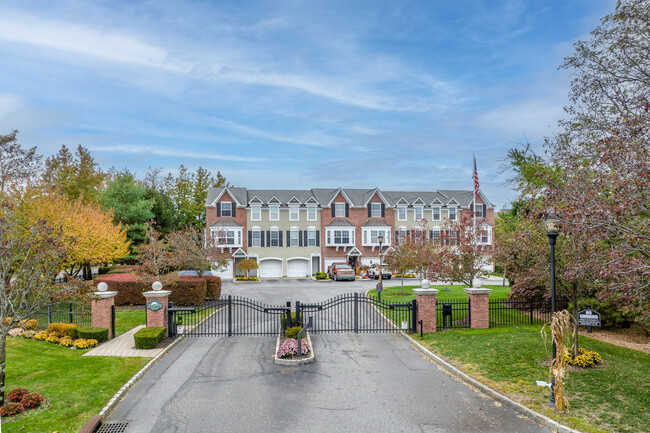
[{"x1": 83, "y1": 325, "x2": 164, "y2": 357}]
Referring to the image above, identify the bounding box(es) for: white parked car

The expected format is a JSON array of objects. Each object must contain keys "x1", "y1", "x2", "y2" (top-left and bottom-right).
[{"x1": 367, "y1": 265, "x2": 391, "y2": 279}]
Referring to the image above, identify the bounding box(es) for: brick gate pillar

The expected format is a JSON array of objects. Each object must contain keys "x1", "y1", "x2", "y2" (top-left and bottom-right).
[
  {"x1": 92, "y1": 282, "x2": 117, "y2": 339},
  {"x1": 464, "y1": 287, "x2": 492, "y2": 329},
  {"x1": 413, "y1": 280, "x2": 439, "y2": 333},
  {"x1": 143, "y1": 281, "x2": 172, "y2": 337}
]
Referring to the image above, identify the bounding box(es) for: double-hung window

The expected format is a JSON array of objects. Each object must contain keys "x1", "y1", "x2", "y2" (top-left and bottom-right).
[
  {"x1": 251, "y1": 230, "x2": 261, "y2": 247},
  {"x1": 414, "y1": 206, "x2": 423, "y2": 221},
  {"x1": 448, "y1": 206, "x2": 457, "y2": 221},
  {"x1": 269, "y1": 205, "x2": 279, "y2": 221},
  {"x1": 251, "y1": 205, "x2": 261, "y2": 221},
  {"x1": 290, "y1": 229, "x2": 299, "y2": 247},
  {"x1": 220, "y1": 202, "x2": 232, "y2": 217},
  {"x1": 432, "y1": 228, "x2": 441, "y2": 243},
  {"x1": 270, "y1": 230, "x2": 279, "y2": 247},
  {"x1": 397, "y1": 206, "x2": 406, "y2": 221},
  {"x1": 289, "y1": 205, "x2": 299, "y2": 221},
  {"x1": 334, "y1": 203, "x2": 346, "y2": 217},
  {"x1": 432, "y1": 206, "x2": 441, "y2": 221},
  {"x1": 307, "y1": 205, "x2": 316, "y2": 221},
  {"x1": 307, "y1": 229, "x2": 317, "y2": 247},
  {"x1": 327, "y1": 229, "x2": 353, "y2": 245},
  {"x1": 370, "y1": 203, "x2": 381, "y2": 217},
  {"x1": 474, "y1": 204, "x2": 485, "y2": 218},
  {"x1": 363, "y1": 229, "x2": 389, "y2": 246}
]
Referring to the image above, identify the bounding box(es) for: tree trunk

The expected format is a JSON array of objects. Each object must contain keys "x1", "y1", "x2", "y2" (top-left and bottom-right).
[
  {"x1": 572, "y1": 290, "x2": 579, "y2": 359},
  {"x1": 0, "y1": 331, "x2": 6, "y2": 406},
  {"x1": 401, "y1": 276, "x2": 404, "y2": 295},
  {"x1": 502, "y1": 266, "x2": 506, "y2": 287}
]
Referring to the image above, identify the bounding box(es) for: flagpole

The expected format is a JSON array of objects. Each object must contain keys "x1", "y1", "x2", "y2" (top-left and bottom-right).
[{"x1": 473, "y1": 154, "x2": 477, "y2": 234}]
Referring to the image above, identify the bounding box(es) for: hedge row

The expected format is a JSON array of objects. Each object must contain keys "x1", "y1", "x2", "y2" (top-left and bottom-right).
[
  {"x1": 134, "y1": 327, "x2": 166, "y2": 349},
  {"x1": 93, "y1": 273, "x2": 221, "y2": 306}
]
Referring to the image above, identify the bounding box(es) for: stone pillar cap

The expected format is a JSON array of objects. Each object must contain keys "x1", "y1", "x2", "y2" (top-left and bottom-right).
[
  {"x1": 464, "y1": 288, "x2": 493, "y2": 295},
  {"x1": 413, "y1": 288, "x2": 439, "y2": 296},
  {"x1": 93, "y1": 291, "x2": 118, "y2": 299},
  {"x1": 143, "y1": 290, "x2": 172, "y2": 298}
]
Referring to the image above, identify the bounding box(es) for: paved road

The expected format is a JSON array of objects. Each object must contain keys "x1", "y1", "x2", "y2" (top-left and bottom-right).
[{"x1": 106, "y1": 279, "x2": 549, "y2": 433}]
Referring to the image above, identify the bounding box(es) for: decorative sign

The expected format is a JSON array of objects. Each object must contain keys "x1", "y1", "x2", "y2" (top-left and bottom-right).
[
  {"x1": 578, "y1": 309, "x2": 601, "y2": 327},
  {"x1": 401, "y1": 321, "x2": 408, "y2": 330},
  {"x1": 147, "y1": 299, "x2": 163, "y2": 312}
]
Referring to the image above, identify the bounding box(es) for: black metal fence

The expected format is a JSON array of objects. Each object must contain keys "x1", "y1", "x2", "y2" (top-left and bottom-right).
[
  {"x1": 168, "y1": 296, "x2": 291, "y2": 337},
  {"x1": 302, "y1": 293, "x2": 416, "y2": 334},
  {"x1": 436, "y1": 299, "x2": 470, "y2": 329},
  {"x1": 489, "y1": 298, "x2": 569, "y2": 327},
  {"x1": 32, "y1": 302, "x2": 92, "y2": 329}
]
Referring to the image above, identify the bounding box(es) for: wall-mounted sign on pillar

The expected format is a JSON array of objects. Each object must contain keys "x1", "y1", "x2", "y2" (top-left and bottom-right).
[{"x1": 143, "y1": 281, "x2": 172, "y2": 337}]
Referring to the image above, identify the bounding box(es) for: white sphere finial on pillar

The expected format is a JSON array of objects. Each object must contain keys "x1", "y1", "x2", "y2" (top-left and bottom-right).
[
  {"x1": 472, "y1": 278, "x2": 483, "y2": 288},
  {"x1": 152, "y1": 281, "x2": 163, "y2": 291},
  {"x1": 97, "y1": 282, "x2": 108, "y2": 292},
  {"x1": 420, "y1": 279, "x2": 430, "y2": 289}
]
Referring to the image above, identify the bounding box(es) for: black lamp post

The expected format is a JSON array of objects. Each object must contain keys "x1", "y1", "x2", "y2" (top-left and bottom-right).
[
  {"x1": 378, "y1": 233, "x2": 384, "y2": 301},
  {"x1": 544, "y1": 215, "x2": 560, "y2": 407}
]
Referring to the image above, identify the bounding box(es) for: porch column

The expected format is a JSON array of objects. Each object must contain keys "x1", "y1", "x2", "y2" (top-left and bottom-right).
[
  {"x1": 464, "y1": 287, "x2": 492, "y2": 329},
  {"x1": 414, "y1": 280, "x2": 439, "y2": 333},
  {"x1": 91, "y1": 282, "x2": 117, "y2": 340},
  {"x1": 143, "y1": 281, "x2": 172, "y2": 337}
]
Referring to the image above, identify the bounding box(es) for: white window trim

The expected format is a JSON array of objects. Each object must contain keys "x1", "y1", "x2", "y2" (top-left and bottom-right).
[
  {"x1": 269, "y1": 205, "x2": 280, "y2": 221},
  {"x1": 212, "y1": 228, "x2": 243, "y2": 247},
  {"x1": 269, "y1": 228, "x2": 280, "y2": 247},
  {"x1": 474, "y1": 203, "x2": 485, "y2": 218},
  {"x1": 307, "y1": 205, "x2": 317, "y2": 221},
  {"x1": 251, "y1": 228, "x2": 261, "y2": 247},
  {"x1": 414, "y1": 205, "x2": 423, "y2": 221},
  {"x1": 362, "y1": 228, "x2": 391, "y2": 247},
  {"x1": 307, "y1": 228, "x2": 317, "y2": 247},
  {"x1": 397, "y1": 206, "x2": 406, "y2": 221},
  {"x1": 325, "y1": 228, "x2": 355, "y2": 246},
  {"x1": 334, "y1": 203, "x2": 346, "y2": 218},
  {"x1": 432, "y1": 206, "x2": 441, "y2": 221},
  {"x1": 220, "y1": 201, "x2": 233, "y2": 217},
  {"x1": 251, "y1": 205, "x2": 261, "y2": 221},
  {"x1": 478, "y1": 225, "x2": 492, "y2": 245},
  {"x1": 289, "y1": 205, "x2": 299, "y2": 221},
  {"x1": 448, "y1": 206, "x2": 457, "y2": 221},
  {"x1": 370, "y1": 203, "x2": 382, "y2": 218},
  {"x1": 289, "y1": 228, "x2": 300, "y2": 247}
]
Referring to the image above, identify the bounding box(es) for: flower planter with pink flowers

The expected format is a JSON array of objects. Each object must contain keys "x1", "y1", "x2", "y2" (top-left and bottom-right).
[{"x1": 274, "y1": 332, "x2": 315, "y2": 366}]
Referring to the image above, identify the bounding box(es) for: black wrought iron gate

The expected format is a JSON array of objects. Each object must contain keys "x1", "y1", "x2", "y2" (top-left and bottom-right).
[{"x1": 168, "y1": 293, "x2": 416, "y2": 337}]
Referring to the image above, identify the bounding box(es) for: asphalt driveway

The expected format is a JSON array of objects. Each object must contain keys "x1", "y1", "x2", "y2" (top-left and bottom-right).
[{"x1": 105, "y1": 279, "x2": 550, "y2": 433}]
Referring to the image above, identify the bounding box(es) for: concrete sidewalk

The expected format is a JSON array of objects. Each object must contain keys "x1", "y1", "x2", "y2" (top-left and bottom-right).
[{"x1": 84, "y1": 325, "x2": 163, "y2": 358}]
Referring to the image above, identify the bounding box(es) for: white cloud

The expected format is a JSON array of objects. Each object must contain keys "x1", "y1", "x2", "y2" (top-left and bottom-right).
[
  {"x1": 0, "y1": 94, "x2": 24, "y2": 119},
  {"x1": 89, "y1": 144, "x2": 265, "y2": 163}
]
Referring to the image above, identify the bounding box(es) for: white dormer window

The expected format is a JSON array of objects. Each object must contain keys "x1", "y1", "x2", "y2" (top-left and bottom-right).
[
  {"x1": 448, "y1": 206, "x2": 457, "y2": 221},
  {"x1": 397, "y1": 206, "x2": 406, "y2": 221},
  {"x1": 414, "y1": 206, "x2": 423, "y2": 221},
  {"x1": 432, "y1": 206, "x2": 441, "y2": 221},
  {"x1": 290, "y1": 205, "x2": 299, "y2": 221},
  {"x1": 251, "y1": 205, "x2": 261, "y2": 221},
  {"x1": 220, "y1": 202, "x2": 233, "y2": 217},
  {"x1": 370, "y1": 203, "x2": 382, "y2": 217},
  {"x1": 307, "y1": 205, "x2": 317, "y2": 221},
  {"x1": 270, "y1": 205, "x2": 279, "y2": 221}
]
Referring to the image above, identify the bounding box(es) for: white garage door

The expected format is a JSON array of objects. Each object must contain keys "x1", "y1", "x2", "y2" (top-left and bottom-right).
[
  {"x1": 212, "y1": 260, "x2": 233, "y2": 280},
  {"x1": 287, "y1": 259, "x2": 309, "y2": 278},
  {"x1": 324, "y1": 258, "x2": 340, "y2": 270},
  {"x1": 260, "y1": 259, "x2": 283, "y2": 278},
  {"x1": 361, "y1": 257, "x2": 380, "y2": 267}
]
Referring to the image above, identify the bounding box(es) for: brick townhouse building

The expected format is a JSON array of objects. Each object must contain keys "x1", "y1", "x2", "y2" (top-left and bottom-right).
[{"x1": 205, "y1": 187, "x2": 495, "y2": 279}]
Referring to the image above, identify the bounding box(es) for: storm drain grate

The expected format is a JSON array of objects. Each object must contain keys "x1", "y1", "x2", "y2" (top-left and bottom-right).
[{"x1": 96, "y1": 422, "x2": 129, "y2": 433}]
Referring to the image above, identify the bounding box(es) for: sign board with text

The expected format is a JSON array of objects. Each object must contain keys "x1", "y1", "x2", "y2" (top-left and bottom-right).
[{"x1": 578, "y1": 309, "x2": 601, "y2": 327}]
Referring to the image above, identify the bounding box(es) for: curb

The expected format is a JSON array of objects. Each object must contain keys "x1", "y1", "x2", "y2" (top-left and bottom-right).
[
  {"x1": 98, "y1": 333, "x2": 186, "y2": 418},
  {"x1": 273, "y1": 332, "x2": 315, "y2": 365},
  {"x1": 400, "y1": 332, "x2": 583, "y2": 433}
]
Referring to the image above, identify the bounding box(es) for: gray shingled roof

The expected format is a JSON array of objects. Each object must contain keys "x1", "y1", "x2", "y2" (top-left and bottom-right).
[
  {"x1": 325, "y1": 219, "x2": 355, "y2": 228},
  {"x1": 210, "y1": 219, "x2": 243, "y2": 228},
  {"x1": 362, "y1": 218, "x2": 391, "y2": 227},
  {"x1": 205, "y1": 187, "x2": 494, "y2": 208}
]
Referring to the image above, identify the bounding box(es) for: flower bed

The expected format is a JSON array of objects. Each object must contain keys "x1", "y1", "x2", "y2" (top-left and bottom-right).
[
  {"x1": 274, "y1": 332, "x2": 315, "y2": 366},
  {"x1": 11, "y1": 322, "x2": 101, "y2": 350},
  {"x1": 0, "y1": 388, "x2": 45, "y2": 419}
]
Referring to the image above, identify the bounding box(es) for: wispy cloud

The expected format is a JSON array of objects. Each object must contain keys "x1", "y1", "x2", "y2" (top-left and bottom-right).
[{"x1": 89, "y1": 144, "x2": 265, "y2": 163}]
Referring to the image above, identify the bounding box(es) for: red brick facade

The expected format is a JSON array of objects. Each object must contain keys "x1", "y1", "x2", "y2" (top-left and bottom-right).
[
  {"x1": 206, "y1": 190, "x2": 248, "y2": 254},
  {"x1": 320, "y1": 192, "x2": 394, "y2": 269},
  {"x1": 145, "y1": 293, "x2": 170, "y2": 337},
  {"x1": 91, "y1": 296, "x2": 115, "y2": 339},
  {"x1": 416, "y1": 293, "x2": 437, "y2": 333},
  {"x1": 468, "y1": 293, "x2": 490, "y2": 329}
]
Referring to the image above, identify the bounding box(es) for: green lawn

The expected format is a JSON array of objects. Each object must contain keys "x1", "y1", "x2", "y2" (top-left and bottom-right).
[
  {"x1": 3, "y1": 337, "x2": 150, "y2": 433},
  {"x1": 369, "y1": 283, "x2": 511, "y2": 302},
  {"x1": 415, "y1": 327, "x2": 650, "y2": 433},
  {"x1": 114, "y1": 308, "x2": 146, "y2": 336}
]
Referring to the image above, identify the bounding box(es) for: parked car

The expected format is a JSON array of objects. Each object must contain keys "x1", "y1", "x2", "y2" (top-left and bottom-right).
[
  {"x1": 367, "y1": 264, "x2": 391, "y2": 279},
  {"x1": 178, "y1": 270, "x2": 214, "y2": 276},
  {"x1": 327, "y1": 263, "x2": 356, "y2": 281}
]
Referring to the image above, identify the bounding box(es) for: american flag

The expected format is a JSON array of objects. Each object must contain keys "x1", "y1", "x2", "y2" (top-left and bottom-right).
[{"x1": 473, "y1": 154, "x2": 480, "y2": 197}]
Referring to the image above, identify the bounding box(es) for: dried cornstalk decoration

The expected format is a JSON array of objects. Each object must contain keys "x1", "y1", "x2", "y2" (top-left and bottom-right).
[{"x1": 541, "y1": 309, "x2": 573, "y2": 410}]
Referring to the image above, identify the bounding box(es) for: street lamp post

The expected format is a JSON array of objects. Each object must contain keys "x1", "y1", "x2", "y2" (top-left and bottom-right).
[
  {"x1": 544, "y1": 215, "x2": 560, "y2": 408},
  {"x1": 378, "y1": 234, "x2": 384, "y2": 302}
]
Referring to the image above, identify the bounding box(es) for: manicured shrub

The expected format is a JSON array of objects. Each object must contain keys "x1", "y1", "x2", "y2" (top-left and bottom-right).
[
  {"x1": 77, "y1": 326, "x2": 109, "y2": 343},
  {"x1": 168, "y1": 276, "x2": 207, "y2": 306},
  {"x1": 45, "y1": 335, "x2": 60, "y2": 344},
  {"x1": 47, "y1": 323, "x2": 78, "y2": 338},
  {"x1": 285, "y1": 326, "x2": 302, "y2": 339},
  {"x1": 21, "y1": 330, "x2": 36, "y2": 339},
  {"x1": 18, "y1": 319, "x2": 38, "y2": 330},
  {"x1": 7, "y1": 388, "x2": 29, "y2": 402},
  {"x1": 134, "y1": 327, "x2": 166, "y2": 349},
  {"x1": 73, "y1": 338, "x2": 98, "y2": 349},
  {"x1": 315, "y1": 272, "x2": 328, "y2": 280},
  {"x1": 204, "y1": 275, "x2": 222, "y2": 299},
  {"x1": 93, "y1": 274, "x2": 151, "y2": 306},
  {"x1": 34, "y1": 331, "x2": 48, "y2": 341},
  {"x1": 563, "y1": 348, "x2": 602, "y2": 368},
  {"x1": 0, "y1": 402, "x2": 25, "y2": 417},
  {"x1": 20, "y1": 392, "x2": 44, "y2": 408},
  {"x1": 281, "y1": 312, "x2": 302, "y2": 329},
  {"x1": 60, "y1": 337, "x2": 74, "y2": 347}
]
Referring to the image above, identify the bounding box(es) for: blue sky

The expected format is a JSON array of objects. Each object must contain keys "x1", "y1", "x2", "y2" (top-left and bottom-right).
[{"x1": 0, "y1": 0, "x2": 614, "y2": 208}]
